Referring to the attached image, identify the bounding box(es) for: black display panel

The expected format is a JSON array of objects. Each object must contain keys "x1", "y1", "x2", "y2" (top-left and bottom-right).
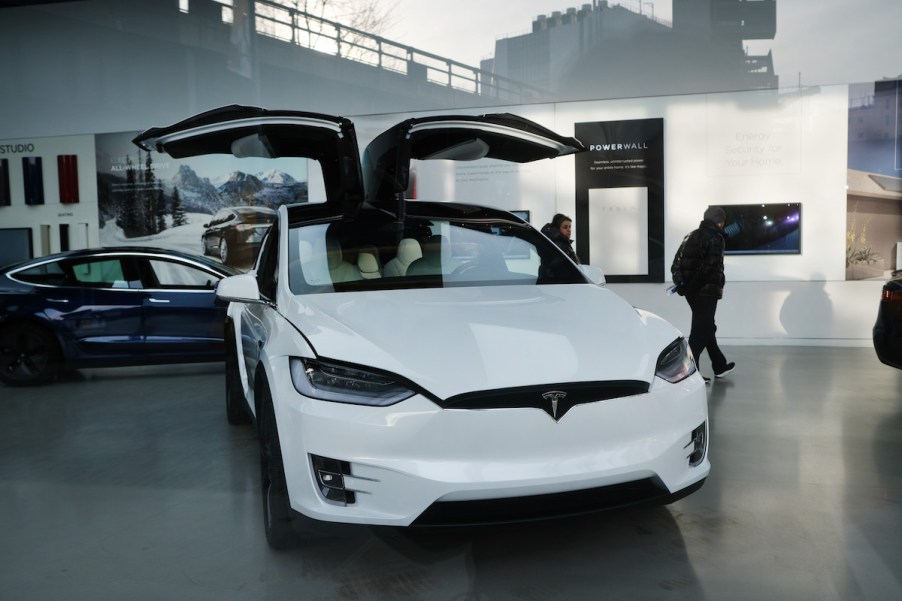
[{"x1": 719, "y1": 203, "x2": 801, "y2": 255}]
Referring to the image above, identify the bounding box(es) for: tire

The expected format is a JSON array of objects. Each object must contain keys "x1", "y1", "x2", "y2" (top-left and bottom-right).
[
  {"x1": 0, "y1": 323, "x2": 61, "y2": 386},
  {"x1": 219, "y1": 238, "x2": 230, "y2": 265},
  {"x1": 225, "y1": 324, "x2": 250, "y2": 425},
  {"x1": 258, "y1": 378, "x2": 301, "y2": 549}
]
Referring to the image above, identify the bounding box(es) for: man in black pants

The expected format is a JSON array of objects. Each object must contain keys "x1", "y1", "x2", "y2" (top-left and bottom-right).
[{"x1": 671, "y1": 206, "x2": 736, "y2": 383}]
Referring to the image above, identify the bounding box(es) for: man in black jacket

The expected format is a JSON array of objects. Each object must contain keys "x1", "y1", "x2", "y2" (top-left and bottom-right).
[{"x1": 671, "y1": 206, "x2": 735, "y2": 382}]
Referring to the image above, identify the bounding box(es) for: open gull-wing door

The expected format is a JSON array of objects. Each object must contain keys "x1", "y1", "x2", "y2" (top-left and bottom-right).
[
  {"x1": 133, "y1": 105, "x2": 365, "y2": 216},
  {"x1": 362, "y1": 113, "x2": 586, "y2": 211}
]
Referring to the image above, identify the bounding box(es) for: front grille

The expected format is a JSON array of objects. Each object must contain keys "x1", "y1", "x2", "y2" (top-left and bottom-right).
[
  {"x1": 442, "y1": 380, "x2": 649, "y2": 421},
  {"x1": 412, "y1": 478, "x2": 678, "y2": 527}
]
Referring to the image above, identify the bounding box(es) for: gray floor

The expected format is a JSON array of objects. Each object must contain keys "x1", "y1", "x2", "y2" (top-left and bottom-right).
[{"x1": 1, "y1": 346, "x2": 901, "y2": 601}]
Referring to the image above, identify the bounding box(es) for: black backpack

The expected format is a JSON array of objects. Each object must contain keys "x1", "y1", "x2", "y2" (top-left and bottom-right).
[{"x1": 670, "y1": 233, "x2": 691, "y2": 294}]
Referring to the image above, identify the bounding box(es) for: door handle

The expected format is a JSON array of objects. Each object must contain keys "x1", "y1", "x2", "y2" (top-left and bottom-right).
[
  {"x1": 47, "y1": 298, "x2": 70, "y2": 303},
  {"x1": 148, "y1": 298, "x2": 171, "y2": 303}
]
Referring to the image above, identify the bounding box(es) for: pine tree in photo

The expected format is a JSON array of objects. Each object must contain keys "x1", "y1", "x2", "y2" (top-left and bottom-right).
[
  {"x1": 156, "y1": 187, "x2": 167, "y2": 233},
  {"x1": 142, "y1": 150, "x2": 156, "y2": 236},
  {"x1": 118, "y1": 154, "x2": 141, "y2": 238},
  {"x1": 171, "y1": 186, "x2": 188, "y2": 227}
]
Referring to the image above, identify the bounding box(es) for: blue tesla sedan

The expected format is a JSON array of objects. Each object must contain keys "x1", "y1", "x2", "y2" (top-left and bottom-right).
[{"x1": 0, "y1": 247, "x2": 240, "y2": 386}]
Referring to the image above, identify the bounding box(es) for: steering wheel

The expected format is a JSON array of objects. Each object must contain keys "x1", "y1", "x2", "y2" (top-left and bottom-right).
[{"x1": 451, "y1": 261, "x2": 478, "y2": 277}]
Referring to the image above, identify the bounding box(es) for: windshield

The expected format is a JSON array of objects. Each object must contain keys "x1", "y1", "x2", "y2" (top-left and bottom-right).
[{"x1": 287, "y1": 211, "x2": 586, "y2": 294}]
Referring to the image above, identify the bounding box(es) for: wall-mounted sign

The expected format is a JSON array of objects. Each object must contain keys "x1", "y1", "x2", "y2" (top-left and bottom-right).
[{"x1": 574, "y1": 118, "x2": 664, "y2": 283}]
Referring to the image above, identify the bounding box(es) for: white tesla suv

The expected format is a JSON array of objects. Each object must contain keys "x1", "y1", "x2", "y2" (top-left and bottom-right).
[{"x1": 134, "y1": 106, "x2": 709, "y2": 549}]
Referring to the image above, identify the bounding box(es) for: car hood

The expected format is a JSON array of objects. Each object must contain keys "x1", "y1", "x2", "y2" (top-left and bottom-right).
[{"x1": 282, "y1": 285, "x2": 674, "y2": 399}]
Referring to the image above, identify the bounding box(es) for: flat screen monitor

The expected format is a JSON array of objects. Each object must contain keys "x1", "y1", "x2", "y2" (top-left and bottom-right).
[{"x1": 718, "y1": 203, "x2": 801, "y2": 255}]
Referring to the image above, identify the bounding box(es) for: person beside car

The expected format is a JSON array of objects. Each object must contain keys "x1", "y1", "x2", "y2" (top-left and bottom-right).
[
  {"x1": 671, "y1": 206, "x2": 735, "y2": 382},
  {"x1": 541, "y1": 213, "x2": 579, "y2": 264}
]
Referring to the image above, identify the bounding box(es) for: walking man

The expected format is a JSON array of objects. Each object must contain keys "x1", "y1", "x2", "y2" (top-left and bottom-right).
[{"x1": 671, "y1": 206, "x2": 736, "y2": 382}]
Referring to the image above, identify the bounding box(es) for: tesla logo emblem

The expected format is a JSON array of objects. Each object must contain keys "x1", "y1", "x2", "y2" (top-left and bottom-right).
[{"x1": 542, "y1": 391, "x2": 567, "y2": 420}]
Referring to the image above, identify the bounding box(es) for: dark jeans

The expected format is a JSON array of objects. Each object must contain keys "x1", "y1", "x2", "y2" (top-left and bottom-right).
[{"x1": 685, "y1": 293, "x2": 728, "y2": 372}]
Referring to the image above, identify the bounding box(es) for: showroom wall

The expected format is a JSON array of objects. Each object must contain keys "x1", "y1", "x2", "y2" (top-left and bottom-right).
[
  {"x1": 0, "y1": 0, "x2": 893, "y2": 347},
  {"x1": 350, "y1": 86, "x2": 881, "y2": 347}
]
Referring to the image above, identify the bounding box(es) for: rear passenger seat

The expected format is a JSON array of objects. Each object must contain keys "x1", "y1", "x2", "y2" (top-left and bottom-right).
[
  {"x1": 406, "y1": 235, "x2": 447, "y2": 276},
  {"x1": 356, "y1": 245, "x2": 382, "y2": 279},
  {"x1": 383, "y1": 238, "x2": 422, "y2": 277},
  {"x1": 326, "y1": 236, "x2": 363, "y2": 283}
]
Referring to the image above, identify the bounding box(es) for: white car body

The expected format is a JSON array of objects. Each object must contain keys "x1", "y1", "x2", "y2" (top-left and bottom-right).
[
  {"x1": 135, "y1": 105, "x2": 709, "y2": 547},
  {"x1": 239, "y1": 280, "x2": 706, "y2": 526}
]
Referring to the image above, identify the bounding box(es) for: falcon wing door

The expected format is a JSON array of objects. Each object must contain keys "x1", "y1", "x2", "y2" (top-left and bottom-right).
[
  {"x1": 133, "y1": 105, "x2": 364, "y2": 216},
  {"x1": 362, "y1": 113, "x2": 586, "y2": 209}
]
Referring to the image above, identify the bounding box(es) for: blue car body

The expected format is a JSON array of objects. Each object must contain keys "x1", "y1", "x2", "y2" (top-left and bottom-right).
[{"x1": 0, "y1": 247, "x2": 240, "y2": 385}]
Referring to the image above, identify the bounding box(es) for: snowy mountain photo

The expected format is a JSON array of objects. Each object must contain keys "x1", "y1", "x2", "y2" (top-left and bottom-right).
[{"x1": 95, "y1": 130, "x2": 310, "y2": 262}]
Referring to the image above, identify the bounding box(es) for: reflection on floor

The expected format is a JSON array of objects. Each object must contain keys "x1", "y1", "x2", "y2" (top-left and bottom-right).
[{"x1": 1, "y1": 346, "x2": 901, "y2": 601}]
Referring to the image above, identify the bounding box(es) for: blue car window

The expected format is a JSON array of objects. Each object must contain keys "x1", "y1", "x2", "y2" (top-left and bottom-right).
[
  {"x1": 147, "y1": 259, "x2": 220, "y2": 289},
  {"x1": 12, "y1": 261, "x2": 67, "y2": 286},
  {"x1": 69, "y1": 258, "x2": 127, "y2": 288}
]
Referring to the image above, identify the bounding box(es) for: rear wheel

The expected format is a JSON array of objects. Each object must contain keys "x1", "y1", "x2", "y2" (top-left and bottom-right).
[
  {"x1": 258, "y1": 378, "x2": 301, "y2": 549},
  {"x1": 225, "y1": 324, "x2": 250, "y2": 425},
  {"x1": 0, "y1": 323, "x2": 61, "y2": 386}
]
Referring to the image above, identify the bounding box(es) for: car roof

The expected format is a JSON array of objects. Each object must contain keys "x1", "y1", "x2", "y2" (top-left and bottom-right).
[
  {"x1": 1, "y1": 247, "x2": 240, "y2": 276},
  {"x1": 284, "y1": 199, "x2": 530, "y2": 227}
]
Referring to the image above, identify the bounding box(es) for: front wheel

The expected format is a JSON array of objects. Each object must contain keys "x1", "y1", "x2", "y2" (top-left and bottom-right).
[
  {"x1": 0, "y1": 323, "x2": 61, "y2": 386},
  {"x1": 258, "y1": 379, "x2": 301, "y2": 549}
]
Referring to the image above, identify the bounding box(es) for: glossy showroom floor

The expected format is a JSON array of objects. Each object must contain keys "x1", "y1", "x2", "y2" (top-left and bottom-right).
[{"x1": 1, "y1": 346, "x2": 901, "y2": 601}]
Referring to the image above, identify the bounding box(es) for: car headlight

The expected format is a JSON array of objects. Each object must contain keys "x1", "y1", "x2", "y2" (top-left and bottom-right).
[
  {"x1": 655, "y1": 337, "x2": 697, "y2": 383},
  {"x1": 289, "y1": 357, "x2": 416, "y2": 406}
]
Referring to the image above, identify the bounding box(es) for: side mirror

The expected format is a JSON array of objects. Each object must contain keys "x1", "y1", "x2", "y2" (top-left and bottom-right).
[
  {"x1": 580, "y1": 264, "x2": 606, "y2": 286},
  {"x1": 216, "y1": 273, "x2": 264, "y2": 303}
]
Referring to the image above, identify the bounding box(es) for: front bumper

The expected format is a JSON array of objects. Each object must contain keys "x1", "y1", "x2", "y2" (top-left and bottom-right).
[{"x1": 270, "y1": 363, "x2": 710, "y2": 527}]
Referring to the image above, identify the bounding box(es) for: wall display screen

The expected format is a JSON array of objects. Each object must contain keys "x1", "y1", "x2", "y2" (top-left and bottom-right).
[
  {"x1": 720, "y1": 203, "x2": 802, "y2": 255},
  {"x1": 94, "y1": 130, "x2": 312, "y2": 271},
  {"x1": 0, "y1": 228, "x2": 34, "y2": 268}
]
